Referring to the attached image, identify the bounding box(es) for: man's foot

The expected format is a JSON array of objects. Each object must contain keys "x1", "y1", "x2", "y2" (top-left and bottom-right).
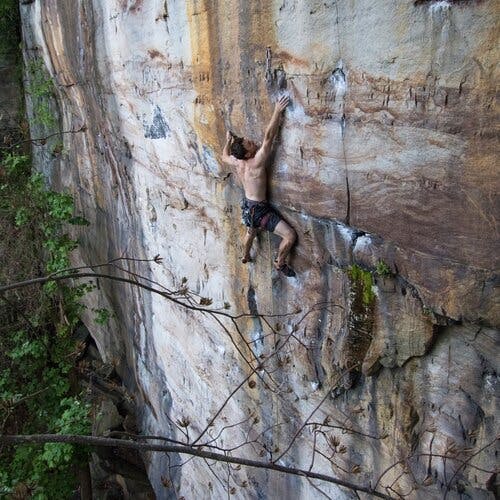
[{"x1": 275, "y1": 263, "x2": 296, "y2": 277}]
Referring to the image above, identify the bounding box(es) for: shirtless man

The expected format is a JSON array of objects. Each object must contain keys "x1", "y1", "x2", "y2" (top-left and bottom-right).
[{"x1": 222, "y1": 95, "x2": 297, "y2": 277}]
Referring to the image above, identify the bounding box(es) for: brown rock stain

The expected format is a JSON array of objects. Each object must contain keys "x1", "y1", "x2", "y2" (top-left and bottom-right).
[
  {"x1": 273, "y1": 50, "x2": 310, "y2": 70},
  {"x1": 186, "y1": 0, "x2": 278, "y2": 147},
  {"x1": 186, "y1": 0, "x2": 221, "y2": 150},
  {"x1": 185, "y1": 0, "x2": 279, "y2": 306},
  {"x1": 187, "y1": 4, "x2": 260, "y2": 382},
  {"x1": 184, "y1": 1, "x2": 247, "y2": 320},
  {"x1": 148, "y1": 49, "x2": 163, "y2": 59}
]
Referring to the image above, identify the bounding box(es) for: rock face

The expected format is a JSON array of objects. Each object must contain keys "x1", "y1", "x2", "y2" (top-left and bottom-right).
[{"x1": 21, "y1": 0, "x2": 498, "y2": 498}]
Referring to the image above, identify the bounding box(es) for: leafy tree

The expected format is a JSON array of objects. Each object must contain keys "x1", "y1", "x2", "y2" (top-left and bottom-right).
[{"x1": 0, "y1": 151, "x2": 91, "y2": 498}]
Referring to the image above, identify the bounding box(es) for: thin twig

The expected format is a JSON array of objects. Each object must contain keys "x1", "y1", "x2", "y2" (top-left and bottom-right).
[
  {"x1": 373, "y1": 436, "x2": 499, "y2": 491},
  {"x1": 273, "y1": 368, "x2": 355, "y2": 463},
  {"x1": 191, "y1": 374, "x2": 253, "y2": 446},
  {"x1": 0, "y1": 126, "x2": 86, "y2": 150}
]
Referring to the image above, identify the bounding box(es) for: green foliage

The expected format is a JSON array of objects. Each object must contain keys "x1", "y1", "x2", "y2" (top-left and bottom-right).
[
  {"x1": 422, "y1": 305, "x2": 433, "y2": 317},
  {"x1": 2, "y1": 164, "x2": 87, "y2": 275},
  {"x1": 51, "y1": 140, "x2": 65, "y2": 157},
  {"x1": 14, "y1": 205, "x2": 29, "y2": 226},
  {"x1": 0, "y1": 151, "x2": 91, "y2": 498},
  {"x1": 56, "y1": 398, "x2": 92, "y2": 435},
  {"x1": 7, "y1": 331, "x2": 46, "y2": 360},
  {"x1": 348, "y1": 264, "x2": 375, "y2": 306},
  {"x1": 68, "y1": 215, "x2": 91, "y2": 226},
  {"x1": 4, "y1": 397, "x2": 91, "y2": 499},
  {"x1": 3, "y1": 152, "x2": 29, "y2": 175},
  {"x1": 1, "y1": 6, "x2": 87, "y2": 496},
  {"x1": 375, "y1": 260, "x2": 392, "y2": 277},
  {"x1": 26, "y1": 58, "x2": 57, "y2": 128},
  {"x1": 93, "y1": 307, "x2": 112, "y2": 325}
]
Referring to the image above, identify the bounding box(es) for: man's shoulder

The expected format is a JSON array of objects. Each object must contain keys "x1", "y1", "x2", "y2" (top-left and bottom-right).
[{"x1": 244, "y1": 157, "x2": 265, "y2": 169}]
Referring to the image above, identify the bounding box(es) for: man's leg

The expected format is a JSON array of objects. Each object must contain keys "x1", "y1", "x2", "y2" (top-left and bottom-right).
[
  {"x1": 273, "y1": 220, "x2": 297, "y2": 268},
  {"x1": 242, "y1": 228, "x2": 257, "y2": 263}
]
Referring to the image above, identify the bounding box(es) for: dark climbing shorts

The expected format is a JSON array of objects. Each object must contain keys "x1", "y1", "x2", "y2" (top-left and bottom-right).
[{"x1": 241, "y1": 198, "x2": 282, "y2": 232}]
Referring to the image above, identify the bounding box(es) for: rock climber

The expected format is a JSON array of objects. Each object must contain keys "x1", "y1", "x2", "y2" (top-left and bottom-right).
[{"x1": 222, "y1": 95, "x2": 297, "y2": 277}]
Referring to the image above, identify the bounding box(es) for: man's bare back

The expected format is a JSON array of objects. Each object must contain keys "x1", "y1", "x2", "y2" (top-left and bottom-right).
[
  {"x1": 222, "y1": 95, "x2": 297, "y2": 276},
  {"x1": 235, "y1": 154, "x2": 267, "y2": 202}
]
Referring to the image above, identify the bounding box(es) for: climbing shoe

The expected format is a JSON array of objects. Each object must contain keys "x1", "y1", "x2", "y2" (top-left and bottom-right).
[{"x1": 277, "y1": 263, "x2": 296, "y2": 277}]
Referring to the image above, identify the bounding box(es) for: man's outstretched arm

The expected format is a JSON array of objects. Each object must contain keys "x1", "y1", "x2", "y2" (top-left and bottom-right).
[
  {"x1": 256, "y1": 95, "x2": 289, "y2": 161},
  {"x1": 222, "y1": 131, "x2": 238, "y2": 167}
]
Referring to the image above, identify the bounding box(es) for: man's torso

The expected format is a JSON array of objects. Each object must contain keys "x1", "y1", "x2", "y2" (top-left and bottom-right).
[{"x1": 237, "y1": 158, "x2": 267, "y2": 201}]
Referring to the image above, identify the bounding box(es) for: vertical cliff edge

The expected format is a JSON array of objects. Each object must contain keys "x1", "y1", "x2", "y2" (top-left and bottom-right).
[{"x1": 20, "y1": 0, "x2": 498, "y2": 498}]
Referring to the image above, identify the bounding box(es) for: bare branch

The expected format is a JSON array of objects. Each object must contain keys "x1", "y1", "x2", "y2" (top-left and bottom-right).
[
  {"x1": 0, "y1": 126, "x2": 86, "y2": 150},
  {"x1": 443, "y1": 436, "x2": 499, "y2": 496},
  {"x1": 373, "y1": 436, "x2": 499, "y2": 491},
  {"x1": 0, "y1": 434, "x2": 394, "y2": 499},
  {"x1": 306, "y1": 421, "x2": 385, "y2": 440},
  {"x1": 191, "y1": 374, "x2": 253, "y2": 446},
  {"x1": 273, "y1": 368, "x2": 356, "y2": 463}
]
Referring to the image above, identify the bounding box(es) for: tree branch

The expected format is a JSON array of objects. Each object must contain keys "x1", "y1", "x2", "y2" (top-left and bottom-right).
[{"x1": 0, "y1": 434, "x2": 394, "y2": 499}]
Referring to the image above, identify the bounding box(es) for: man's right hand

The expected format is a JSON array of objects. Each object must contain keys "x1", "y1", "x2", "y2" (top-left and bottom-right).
[
  {"x1": 275, "y1": 95, "x2": 290, "y2": 113},
  {"x1": 222, "y1": 131, "x2": 238, "y2": 166}
]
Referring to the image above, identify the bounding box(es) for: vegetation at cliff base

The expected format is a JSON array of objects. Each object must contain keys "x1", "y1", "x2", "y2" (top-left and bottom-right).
[
  {"x1": 0, "y1": 4, "x2": 95, "y2": 494},
  {"x1": 0, "y1": 151, "x2": 92, "y2": 499}
]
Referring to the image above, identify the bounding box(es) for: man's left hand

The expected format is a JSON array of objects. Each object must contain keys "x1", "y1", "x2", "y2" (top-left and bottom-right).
[{"x1": 275, "y1": 95, "x2": 290, "y2": 113}]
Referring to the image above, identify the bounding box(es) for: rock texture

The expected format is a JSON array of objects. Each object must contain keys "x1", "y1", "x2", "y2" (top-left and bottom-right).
[{"x1": 21, "y1": 0, "x2": 498, "y2": 498}]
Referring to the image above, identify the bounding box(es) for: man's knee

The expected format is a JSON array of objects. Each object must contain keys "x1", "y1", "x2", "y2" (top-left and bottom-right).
[{"x1": 284, "y1": 227, "x2": 296, "y2": 246}]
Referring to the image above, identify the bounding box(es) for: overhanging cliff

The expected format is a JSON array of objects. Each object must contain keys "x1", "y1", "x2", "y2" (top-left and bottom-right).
[{"x1": 20, "y1": 0, "x2": 498, "y2": 498}]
